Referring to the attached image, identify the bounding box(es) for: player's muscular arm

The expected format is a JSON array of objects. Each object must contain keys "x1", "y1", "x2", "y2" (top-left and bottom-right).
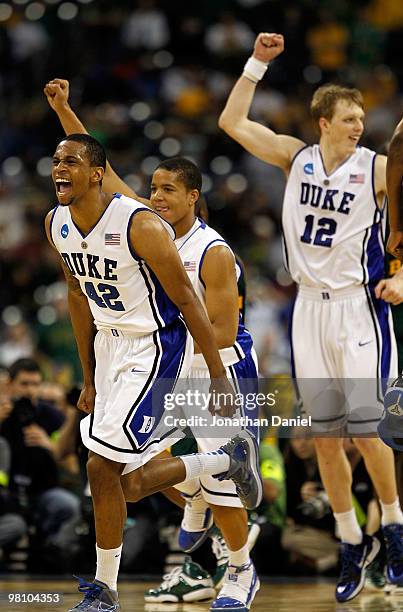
[
  {"x1": 386, "y1": 118, "x2": 403, "y2": 258},
  {"x1": 45, "y1": 211, "x2": 96, "y2": 412},
  {"x1": 195, "y1": 246, "x2": 239, "y2": 352},
  {"x1": 218, "y1": 33, "x2": 305, "y2": 174},
  {"x1": 44, "y1": 78, "x2": 150, "y2": 206},
  {"x1": 130, "y1": 212, "x2": 226, "y2": 377}
]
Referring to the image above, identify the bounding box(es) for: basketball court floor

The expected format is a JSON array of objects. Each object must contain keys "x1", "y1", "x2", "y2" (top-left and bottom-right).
[{"x1": 1, "y1": 579, "x2": 402, "y2": 611}]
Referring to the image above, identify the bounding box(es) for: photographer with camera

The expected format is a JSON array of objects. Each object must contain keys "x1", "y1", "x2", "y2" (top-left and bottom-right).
[
  {"x1": 282, "y1": 429, "x2": 341, "y2": 573},
  {"x1": 0, "y1": 358, "x2": 80, "y2": 566}
]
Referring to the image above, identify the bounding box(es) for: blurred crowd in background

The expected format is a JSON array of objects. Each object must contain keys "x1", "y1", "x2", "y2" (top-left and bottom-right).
[{"x1": 0, "y1": 0, "x2": 402, "y2": 575}]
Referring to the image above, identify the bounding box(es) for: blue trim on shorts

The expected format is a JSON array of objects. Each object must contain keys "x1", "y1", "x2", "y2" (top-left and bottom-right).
[
  {"x1": 288, "y1": 297, "x2": 302, "y2": 407},
  {"x1": 124, "y1": 318, "x2": 187, "y2": 449},
  {"x1": 366, "y1": 285, "x2": 392, "y2": 398},
  {"x1": 88, "y1": 319, "x2": 188, "y2": 454},
  {"x1": 231, "y1": 351, "x2": 259, "y2": 440},
  {"x1": 235, "y1": 322, "x2": 253, "y2": 357}
]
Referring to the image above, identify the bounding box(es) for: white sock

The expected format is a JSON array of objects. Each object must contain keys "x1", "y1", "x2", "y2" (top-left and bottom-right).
[
  {"x1": 174, "y1": 478, "x2": 200, "y2": 496},
  {"x1": 95, "y1": 544, "x2": 122, "y2": 591},
  {"x1": 228, "y1": 543, "x2": 250, "y2": 567},
  {"x1": 334, "y1": 509, "x2": 363, "y2": 545},
  {"x1": 180, "y1": 450, "x2": 230, "y2": 481},
  {"x1": 381, "y1": 498, "x2": 403, "y2": 526}
]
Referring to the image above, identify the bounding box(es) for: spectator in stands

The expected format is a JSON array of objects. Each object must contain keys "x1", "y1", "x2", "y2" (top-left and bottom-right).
[
  {"x1": 121, "y1": 0, "x2": 170, "y2": 51},
  {"x1": 282, "y1": 429, "x2": 339, "y2": 573},
  {"x1": 282, "y1": 429, "x2": 375, "y2": 574},
  {"x1": 305, "y1": 9, "x2": 350, "y2": 78},
  {"x1": 0, "y1": 436, "x2": 27, "y2": 559},
  {"x1": 0, "y1": 321, "x2": 34, "y2": 368},
  {"x1": 0, "y1": 358, "x2": 80, "y2": 553}
]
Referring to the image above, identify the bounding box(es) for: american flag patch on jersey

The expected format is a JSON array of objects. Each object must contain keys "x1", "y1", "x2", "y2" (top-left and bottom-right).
[
  {"x1": 184, "y1": 261, "x2": 196, "y2": 271},
  {"x1": 105, "y1": 233, "x2": 120, "y2": 245},
  {"x1": 349, "y1": 173, "x2": 365, "y2": 184}
]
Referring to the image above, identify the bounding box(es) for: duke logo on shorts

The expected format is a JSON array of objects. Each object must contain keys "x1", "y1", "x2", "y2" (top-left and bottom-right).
[
  {"x1": 282, "y1": 145, "x2": 397, "y2": 433},
  {"x1": 50, "y1": 193, "x2": 193, "y2": 466}
]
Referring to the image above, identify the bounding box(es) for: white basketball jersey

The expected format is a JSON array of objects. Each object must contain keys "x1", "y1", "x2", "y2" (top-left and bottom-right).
[
  {"x1": 282, "y1": 145, "x2": 385, "y2": 289},
  {"x1": 50, "y1": 194, "x2": 179, "y2": 336},
  {"x1": 175, "y1": 218, "x2": 253, "y2": 368}
]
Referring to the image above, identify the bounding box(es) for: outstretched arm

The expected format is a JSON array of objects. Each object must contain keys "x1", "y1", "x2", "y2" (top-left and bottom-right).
[
  {"x1": 44, "y1": 79, "x2": 150, "y2": 205},
  {"x1": 45, "y1": 211, "x2": 96, "y2": 413},
  {"x1": 386, "y1": 118, "x2": 403, "y2": 259},
  {"x1": 218, "y1": 33, "x2": 305, "y2": 174}
]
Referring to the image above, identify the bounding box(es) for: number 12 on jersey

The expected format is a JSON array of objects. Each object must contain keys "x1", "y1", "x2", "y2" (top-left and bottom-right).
[{"x1": 300, "y1": 215, "x2": 337, "y2": 248}]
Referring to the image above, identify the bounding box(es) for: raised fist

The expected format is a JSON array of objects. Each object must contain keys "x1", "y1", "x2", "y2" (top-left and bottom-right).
[
  {"x1": 253, "y1": 33, "x2": 284, "y2": 63},
  {"x1": 44, "y1": 78, "x2": 70, "y2": 111}
]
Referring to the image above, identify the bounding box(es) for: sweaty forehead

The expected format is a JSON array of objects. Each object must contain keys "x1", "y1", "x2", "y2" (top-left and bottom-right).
[{"x1": 54, "y1": 140, "x2": 89, "y2": 161}]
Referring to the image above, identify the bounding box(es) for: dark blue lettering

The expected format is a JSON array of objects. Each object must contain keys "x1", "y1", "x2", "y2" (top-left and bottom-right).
[
  {"x1": 300, "y1": 183, "x2": 310, "y2": 205},
  {"x1": 321, "y1": 189, "x2": 338, "y2": 211},
  {"x1": 87, "y1": 254, "x2": 102, "y2": 279},
  {"x1": 71, "y1": 253, "x2": 86, "y2": 276},
  {"x1": 104, "y1": 258, "x2": 118, "y2": 281},
  {"x1": 310, "y1": 185, "x2": 323, "y2": 208},
  {"x1": 337, "y1": 192, "x2": 355, "y2": 215},
  {"x1": 61, "y1": 253, "x2": 75, "y2": 275}
]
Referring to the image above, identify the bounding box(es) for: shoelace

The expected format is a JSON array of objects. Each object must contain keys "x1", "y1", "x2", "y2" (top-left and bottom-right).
[
  {"x1": 218, "y1": 563, "x2": 253, "y2": 602},
  {"x1": 385, "y1": 526, "x2": 403, "y2": 564},
  {"x1": 159, "y1": 566, "x2": 185, "y2": 589},
  {"x1": 73, "y1": 576, "x2": 103, "y2": 609},
  {"x1": 339, "y1": 545, "x2": 365, "y2": 582},
  {"x1": 212, "y1": 533, "x2": 229, "y2": 563}
]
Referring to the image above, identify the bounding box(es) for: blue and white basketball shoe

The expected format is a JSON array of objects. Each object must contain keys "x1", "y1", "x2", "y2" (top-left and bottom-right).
[
  {"x1": 178, "y1": 488, "x2": 214, "y2": 553},
  {"x1": 214, "y1": 431, "x2": 263, "y2": 510},
  {"x1": 68, "y1": 576, "x2": 120, "y2": 611},
  {"x1": 383, "y1": 523, "x2": 403, "y2": 586},
  {"x1": 335, "y1": 535, "x2": 380, "y2": 602},
  {"x1": 210, "y1": 561, "x2": 260, "y2": 612}
]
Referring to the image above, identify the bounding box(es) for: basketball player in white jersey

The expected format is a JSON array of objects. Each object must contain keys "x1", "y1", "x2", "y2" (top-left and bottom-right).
[
  {"x1": 44, "y1": 81, "x2": 261, "y2": 612},
  {"x1": 219, "y1": 33, "x2": 403, "y2": 602},
  {"x1": 45, "y1": 134, "x2": 262, "y2": 612}
]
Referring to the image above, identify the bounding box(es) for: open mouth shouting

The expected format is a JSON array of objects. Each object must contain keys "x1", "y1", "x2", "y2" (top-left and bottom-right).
[{"x1": 55, "y1": 177, "x2": 73, "y2": 202}]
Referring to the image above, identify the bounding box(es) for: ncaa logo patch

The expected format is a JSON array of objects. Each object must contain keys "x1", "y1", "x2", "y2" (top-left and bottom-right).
[
  {"x1": 61, "y1": 224, "x2": 69, "y2": 238},
  {"x1": 303, "y1": 163, "x2": 314, "y2": 175}
]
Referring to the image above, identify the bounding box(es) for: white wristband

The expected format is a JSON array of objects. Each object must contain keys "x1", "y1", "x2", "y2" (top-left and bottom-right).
[{"x1": 243, "y1": 56, "x2": 269, "y2": 83}]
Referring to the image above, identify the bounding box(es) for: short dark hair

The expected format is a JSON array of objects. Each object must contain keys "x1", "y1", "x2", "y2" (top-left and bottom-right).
[
  {"x1": 156, "y1": 157, "x2": 202, "y2": 192},
  {"x1": 9, "y1": 358, "x2": 41, "y2": 381},
  {"x1": 58, "y1": 133, "x2": 106, "y2": 170}
]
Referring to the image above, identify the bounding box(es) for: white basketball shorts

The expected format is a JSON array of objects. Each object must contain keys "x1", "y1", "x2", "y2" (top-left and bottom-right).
[
  {"x1": 183, "y1": 348, "x2": 259, "y2": 508},
  {"x1": 80, "y1": 319, "x2": 192, "y2": 467},
  {"x1": 290, "y1": 285, "x2": 398, "y2": 434}
]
